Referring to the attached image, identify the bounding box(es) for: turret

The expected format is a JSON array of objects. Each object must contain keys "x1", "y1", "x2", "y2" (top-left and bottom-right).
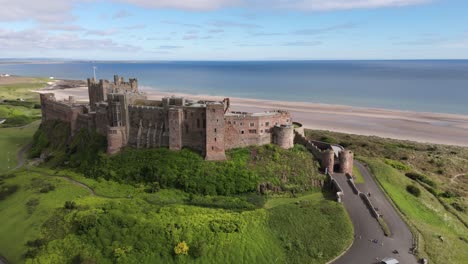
[
  {"x1": 205, "y1": 103, "x2": 226, "y2": 160},
  {"x1": 339, "y1": 150, "x2": 354, "y2": 174},
  {"x1": 321, "y1": 149, "x2": 335, "y2": 174},
  {"x1": 272, "y1": 125, "x2": 294, "y2": 149}
]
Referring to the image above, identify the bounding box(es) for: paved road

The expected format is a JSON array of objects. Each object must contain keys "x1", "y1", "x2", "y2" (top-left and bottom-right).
[{"x1": 332, "y1": 161, "x2": 417, "y2": 264}]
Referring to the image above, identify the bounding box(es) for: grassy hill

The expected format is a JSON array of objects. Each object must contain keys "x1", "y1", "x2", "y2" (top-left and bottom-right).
[{"x1": 306, "y1": 129, "x2": 468, "y2": 264}]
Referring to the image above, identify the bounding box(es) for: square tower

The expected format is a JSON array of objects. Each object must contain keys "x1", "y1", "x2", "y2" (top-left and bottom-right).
[{"x1": 205, "y1": 103, "x2": 226, "y2": 160}]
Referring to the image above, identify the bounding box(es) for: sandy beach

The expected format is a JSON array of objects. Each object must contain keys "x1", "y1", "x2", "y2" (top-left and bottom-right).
[{"x1": 38, "y1": 84, "x2": 468, "y2": 147}]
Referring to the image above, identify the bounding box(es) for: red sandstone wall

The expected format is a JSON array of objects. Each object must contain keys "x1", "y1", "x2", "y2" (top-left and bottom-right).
[
  {"x1": 205, "y1": 104, "x2": 226, "y2": 160},
  {"x1": 224, "y1": 111, "x2": 292, "y2": 150}
]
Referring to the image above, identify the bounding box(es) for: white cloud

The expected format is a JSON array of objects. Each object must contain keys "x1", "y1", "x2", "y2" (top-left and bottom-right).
[
  {"x1": 0, "y1": 28, "x2": 138, "y2": 51},
  {"x1": 117, "y1": 0, "x2": 430, "y2": 11},
  {"x1": 0, "y1": 0, "x2": 431, "y2": 24},
  {"x1": 0, "y1": 0, "x2": 76, "y2": 23}
]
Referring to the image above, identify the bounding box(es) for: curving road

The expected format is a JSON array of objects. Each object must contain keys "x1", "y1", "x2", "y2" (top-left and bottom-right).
[{"x1": 332, "y1": 161, "x2": 417, "y2": 264}]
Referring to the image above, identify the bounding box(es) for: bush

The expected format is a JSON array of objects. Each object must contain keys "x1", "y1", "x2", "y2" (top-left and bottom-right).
[
  {"x1": 440, "y1": 191, "x2": 459, "y2": 198},
  {"x1": 451, "y1": 202, "x2": 465, "y2": 212},
  {"x1": 405, "y1": 172, "x2": 436, "y2": 187},
  {"x1": 385, "y1": 159, "x2": 411, "y2": 171},
  {"x1": 0, "y1": 184, "x2": 19, "y2": 200},
  {"x1": 64, "y1": 201, "x2": 78, "y2": 210},
  {"x1": 406, "y1": 185, "x2": 421, "y2": 197},
  {"x1": 26, "y1": 198, "x2": 40, "y2": 214},
  {"x1": 39, "y1": 184, "x2": 55, "y2": 193},
  {"x1": 174, "y1": 241, "x2": 189, "y2": 255}
]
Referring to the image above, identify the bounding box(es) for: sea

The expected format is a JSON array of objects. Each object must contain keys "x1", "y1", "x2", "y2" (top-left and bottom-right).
[{"x1": 1, "y1": 60, "x2": 467, "y2": 115}]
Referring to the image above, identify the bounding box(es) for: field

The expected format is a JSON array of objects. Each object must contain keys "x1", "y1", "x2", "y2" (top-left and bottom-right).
[
  {"x1": 0, "y1": 167, "x2": 352, "y2": 264},
  {"x1": 306, "y1": 129, "x2": 468, "y2": 264},
  {"x1": 0, "y1": 121, "x2": 40, "y2": 173},
  {"x1": 0, "y1": 77, "x2": 47, "y2": 128}
]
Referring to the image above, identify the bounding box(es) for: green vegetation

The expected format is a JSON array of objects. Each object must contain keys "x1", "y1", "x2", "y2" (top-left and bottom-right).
[
  {"x1": 30, "y1": 121, "x2": 323, "y2": 196},
  {"x1": 406, "y1": 185, "x2": 421, "y2": 197},
  {"x1": 352, "y1": 165, "x2": 365, "y2": 183},
  {"x1": 0, "y1": 78, "x2": 48, "y2": 128},
  {"x1": 306, "y1": 129, "x2": 468, "y2": 264},
  {"x1": 362, "y1": 158, "x2": 467, "y2": 264},
  {"x1": 0, "y1": 121, "x2": 40, "y2": 173},
  {"x1": 0, "y1": 167, "x2": 351, "y2": 264}
]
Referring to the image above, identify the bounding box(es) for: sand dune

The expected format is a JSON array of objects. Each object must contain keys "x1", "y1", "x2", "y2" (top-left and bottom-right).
[{"x1": 37, "y1": 85, "x2": 468, "y2": 147}]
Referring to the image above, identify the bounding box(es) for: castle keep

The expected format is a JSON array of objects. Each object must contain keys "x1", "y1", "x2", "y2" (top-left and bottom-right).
[{"x1": 40, "y1": 75, "x2": 296, "y2": 161}]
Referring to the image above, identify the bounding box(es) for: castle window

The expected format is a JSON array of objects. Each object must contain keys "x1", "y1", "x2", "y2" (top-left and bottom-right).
[
  {"x1": 184, "y1": 110, "x2": 187, "y2": 119},
  {"x1": 240, "y1": 122, "x2": 243, "y2": 126},
  {"x1": 185, "y1": 124, "x2": 189, "y2": 133},
  {"x1": 214, "y1": 128, "x2": 217, "y2": 133},
  {"x1": 241, "y1": 130, "x2": 245, "y2": 134},
  {"x1": 260, "y1": 130, "x2": 263, "y2": 133},
  {"x1": 275, "y1": 122, "x2": 278, "y2": 125},
  {"x1": 286, "y1": 119, "x2": 289, "y2": 122},
  {"x1": 212, "y1": 146, "x2": 214, "y2": 150},
  {"x1": 191, "y1": 112, "x2": 194, "y2": 117},
  {"x1": 228, "y1": 121, "x2": 232, "y2": 125},
  {"x1": 203, "y1": 119, "x2": 206, "y2": 128},
  {"x1": 265, "y1": 122, "x2": 270, "y2": 126},
  {"x1": 197, "y1": 118, "x2": 200, "y2": 128},
  {"x1": 233, "y1": 121, "x2": 237, "y2": 125},
  {"x1": 214, "y1": 137, "x2": 217, "y2": 142},
  {"x1": 212, "y1": 109, "x2": 216, "y2": 113},
  {"x1": 249, "y1": 129, "x2": 257, "y2": 134},
  {"x1": 249, "y1": 122, "x2": 254, "y2": 127}
]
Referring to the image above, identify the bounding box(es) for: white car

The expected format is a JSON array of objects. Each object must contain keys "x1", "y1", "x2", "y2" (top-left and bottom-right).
[{"x1": 381, "y1": 258, "x2": 399, "y2": 264}]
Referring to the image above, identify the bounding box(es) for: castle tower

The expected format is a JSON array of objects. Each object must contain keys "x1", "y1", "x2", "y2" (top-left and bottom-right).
[
  {"x1": 87, "y1": 78, "x2": 106, "y2": 111},
  {"x1": 205, "y1": 103, "x2": 226, "y2": 160},
  {"x1": 106, "y1": 93, "x2": 129, "y2": 154},
  {"x1": 272, "y1": 125, "x2": 294, "y2": 149},
  {"x1": 321, "y1": 149, "x2": 335, "y2": 174},
  {"x1": 168, "y1": 108, "x2": 183, "y2": 150},
  {"x1": 39, "y1": 93, "x2": 56, "y2": 122},
  {"x1": 339, "y1": 150, "x2": 354, "y2": 174}
]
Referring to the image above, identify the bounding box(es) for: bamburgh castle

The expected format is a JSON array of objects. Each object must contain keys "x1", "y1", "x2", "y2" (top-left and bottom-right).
[{"x1": 39, "y1": 75, "x2": 353, "y2": 173}]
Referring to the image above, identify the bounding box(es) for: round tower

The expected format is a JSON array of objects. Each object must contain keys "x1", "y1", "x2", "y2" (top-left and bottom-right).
[
  {"x1": 292, "y1": 122, "x2": 305, "y2": 137},
  {"x1": 321, "y1": 149, "x2": 335, "y2": 174},
  {"x1": 339, "y1": 150, "x2": 354, "y2": 174},
  {"x1": 273, "y1": 125, "x2": 294, "y2": 149}
]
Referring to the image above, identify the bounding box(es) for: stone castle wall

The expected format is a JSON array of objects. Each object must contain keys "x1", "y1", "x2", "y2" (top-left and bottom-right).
[
  {"x1": 40, "y1": 75, "x2": 307, "y2": 161},
  {"x1": 224, "y1": 111, "x2": 292, "y2": 150}
]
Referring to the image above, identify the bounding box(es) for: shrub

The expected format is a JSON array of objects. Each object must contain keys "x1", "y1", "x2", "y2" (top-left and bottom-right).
[
  {"x1": 406, "y1": 185, "x2": 421, "y2": 197},
  {"x1": 39, "y1": 184, "x2": 55, "y2": 193},
  {"x1": 26, "y1": 198, "x2": 40, "y2": 215},
  {"x1": 451, "y1": 202, "x2": 465, "y2": 212},
  {"x1": 405, "y1": 172, "x2": 436, "y2": 187},
  {"x1": 64, "y1": 200, "x2": 78, "y2": 210},
  {"x1": 0, "y1": 184, "x2": 19, "y2": 200},
  {"x1": 385, "y1": 159, "x2": 411, "y2": 171},
  {"x1": 174, "y1": 241, "x2": 189, "y2": 255},
  {"x1": 440, "y1": 191, "x2": 459, "y2": 198}
]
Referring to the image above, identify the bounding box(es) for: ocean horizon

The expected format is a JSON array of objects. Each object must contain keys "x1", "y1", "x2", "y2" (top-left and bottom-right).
[{"x1": 1, "y1": 60, "x2": 467, "y2": 115}]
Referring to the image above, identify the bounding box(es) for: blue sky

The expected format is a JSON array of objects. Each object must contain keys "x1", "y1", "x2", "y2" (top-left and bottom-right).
[{"x1": 0, "y1": 0, "x2": 467, "y2": 60}]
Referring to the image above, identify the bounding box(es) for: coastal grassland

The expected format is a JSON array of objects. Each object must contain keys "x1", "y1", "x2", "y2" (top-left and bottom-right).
[
  {"x1": 0, "y1": 77, "x2": 48, "y2": 127},
  {"x1": 267, "y1": 192, "x2": 354, "y2": 264},
  {"x1": 0, "y1": 121, "x2": 40, "y2": 173},
  {"x1": 0, "y1": 77, "x2": 49, "y2": 102},
  {"x1": 305, "y1": 129, "x2": 468, "y2": 264},
  {"x1": 0, "y1": 166, "x2": 352, "y2": 264},
  {"x1": 362, "y1": 158, "x2": 468, "y2": 264},
  {"x1": 0, "y1": 169, "x2": 91, "y2": 263}
]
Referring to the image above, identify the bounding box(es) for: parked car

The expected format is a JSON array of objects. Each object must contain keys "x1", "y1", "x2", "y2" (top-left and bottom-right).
[{"x1": 381, "y1": 257, "x2": 399, "y2": 264}]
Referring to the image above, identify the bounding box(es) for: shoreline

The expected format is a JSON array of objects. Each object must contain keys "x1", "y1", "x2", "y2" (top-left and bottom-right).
[{"x1": 36, "y1": 82, "x2": 468, "y2": 147}]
